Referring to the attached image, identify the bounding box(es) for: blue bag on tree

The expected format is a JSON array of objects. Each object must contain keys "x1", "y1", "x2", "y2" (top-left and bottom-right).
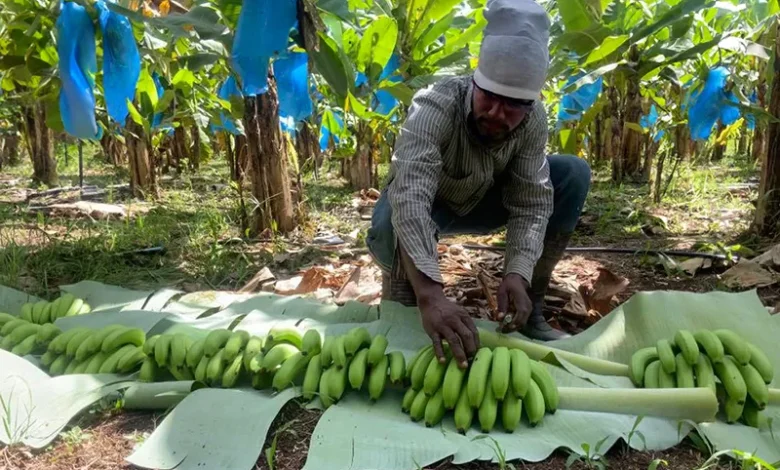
[
  {"x1": 557, "y1": 73, "x2": 603, "y2": 123},
  {"x1": 151, "y1": 73, "x2": 164, "y2": 129},
  {"x1": 746, "y1": 90, "x2": 757, "y2": 131},
  {"x1": 216, "y1": 76, "x2": 243, "y2": 134},
  {"x1": 319, "y1": 112, "x2": 344, "y2": 151},
  {"x1": 57, "y1": 0, "x2": 99, "y2": 139},
  {"x1": 688, "y1": 67, "x2": 742, "y2": 140},
  {"x1": 96, "y1": 0, "x2": 140, "y2": 126},
  {"x1": 232, "y1": 0, "x2": 297, "y2": 96},
  {"x1": 373, "y1": 54, "x2": 401, "y2": 118},
  {"x1": 275, "y1": 52, "x2": 313, "y2": 123}
]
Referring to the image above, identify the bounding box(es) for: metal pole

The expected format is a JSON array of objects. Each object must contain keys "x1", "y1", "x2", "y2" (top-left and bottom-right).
[{"x1": 78, "y1": 140, "x2": 84, "y2": 189}]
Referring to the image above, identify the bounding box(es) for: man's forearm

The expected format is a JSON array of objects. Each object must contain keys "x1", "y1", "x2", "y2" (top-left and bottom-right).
[{"x1": 398, "y1": 243, "x2": 444, "y2": 304}]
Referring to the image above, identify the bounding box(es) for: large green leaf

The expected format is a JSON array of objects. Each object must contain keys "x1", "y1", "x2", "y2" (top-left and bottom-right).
[
  {"x1": 630, "y1": 0, "x2": 715, "y2": 44},
  {"x1": 583, "y1": 34, "x2": 629, "y2": 66},
  {"x1": 318, "y1": 0, "x2": 351, "y2": 20},
  {"x1": 356, "y1": 16, "x2": 398, "y2": 77},
  {"x1": 172, "y1": 68, "x2": 196, "y2": 91},
  {"x1": 380, "y1": 82, "x2": 416, "y2": 105},
  {"x1": 136, "y1": 68, "x2": 159, "y2": 115},
  {"x1": 558, "y1": 0, "x2": 601, "y2": 32},
  {"x1": 413, "y1": 11, "x2": 455, "y2": 56},
  {"x1": 554, "y1": 25, "x2": 612, "y2": 55},
  {"x1": 419, "y1": 0, "x2": 462, "y2": 30},
  {"x1": 311, "y1": 33, "x2": 351, "y2": 99}
]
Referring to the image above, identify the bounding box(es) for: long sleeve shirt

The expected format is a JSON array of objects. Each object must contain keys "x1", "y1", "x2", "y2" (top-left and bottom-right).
[{"x1": 386, "y1": 75, "x2": 553, "y2": 284}]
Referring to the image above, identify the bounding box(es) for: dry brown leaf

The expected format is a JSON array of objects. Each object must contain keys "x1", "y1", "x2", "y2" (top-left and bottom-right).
[
  {"x1": 335, "y1": 267, "x2": 362, "y2": 301},
  {"x1": 754, "y1": 244, "x2": 780, "y2": 268},
  {"x1": 274, "y1": 276, "x2": 303, "y2": 295},
  {"x1": 296, "y1": 267, "x2": 328, "y2": 294},
  {"x1": 590, "y1": 267, "x2": 630, "y2": 300},
  {"x1": 239, "y1": 267, "x2": 276, "y2": 293},
  {"x1": 476, "y1": 269, "x2": 498, "y2": 318},
  {"x1": 721, "y1": 260, "x2": 777, "y2": 289},
  {"x1": 678, "y1": 258, "x2": 705, "y2": 276}
]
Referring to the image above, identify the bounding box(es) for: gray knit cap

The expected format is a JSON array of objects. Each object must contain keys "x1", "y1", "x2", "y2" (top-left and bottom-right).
[{"x1": 473, "y1": 0, "x2": 550, "y2": 100}]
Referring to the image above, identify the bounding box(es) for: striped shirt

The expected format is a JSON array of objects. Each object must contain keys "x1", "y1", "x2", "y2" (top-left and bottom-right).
[{"x1": 387, "y1": 75, "x2": 553, "y2": 284}]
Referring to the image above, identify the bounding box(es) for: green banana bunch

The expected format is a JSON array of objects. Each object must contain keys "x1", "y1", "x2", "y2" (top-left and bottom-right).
[
  {"x1": 302, "y1": 354, "x2": 322, "y2": 400},
  {"x1": 224, "y1": 330, "x2": 250, "y2": 363},
  {"x1": 272, "y1": 352, "x2": 309, "y2": 391},
  {"x1": 343, "y1": 327, "x2": 371, "y2": 357},
  {"x1": 301, "y1": 329, "x2": 322, "y2": 356},
  {"x1": 367, "y1": 355, "x2": 389, "y2": 401},
  {"x1": 264, "y1": 326, "x2": 303, "y2": 352}
]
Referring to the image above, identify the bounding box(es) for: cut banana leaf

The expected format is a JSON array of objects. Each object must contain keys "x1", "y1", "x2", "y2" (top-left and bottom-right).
[
  {"x1": 127, "y1": 388, "x2": 298, "y2": 470},
  {"x1": 0, "y1": 284, "x2": 42, "y2": 316},
  {"x1": 55, "y1": 309, "x2": 170, "y2": 332},
  {"x1": 60, "y1": 280, "x2": 153, "y2": 312}
]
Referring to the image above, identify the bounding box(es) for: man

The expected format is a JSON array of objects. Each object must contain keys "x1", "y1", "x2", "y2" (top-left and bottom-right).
[{"x1": 366, "y1": 0, "x2": 591, "y2": 368}]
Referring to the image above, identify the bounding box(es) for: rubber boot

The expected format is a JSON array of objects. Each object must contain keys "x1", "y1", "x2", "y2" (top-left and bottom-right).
[
  {"x1": 380, "y1": 254, "x2": 417, "y2": 307},
  {"x1": 521, "y1": 232, "x2": 573, "y2": 341}
]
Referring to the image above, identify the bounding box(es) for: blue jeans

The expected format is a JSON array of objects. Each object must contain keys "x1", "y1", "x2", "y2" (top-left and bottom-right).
[{"x1": 367, "y1": 155, "x2": 591, "y2": 271}]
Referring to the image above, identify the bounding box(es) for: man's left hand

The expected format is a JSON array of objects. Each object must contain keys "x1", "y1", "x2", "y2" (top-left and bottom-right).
[{"x1": 496, "y1": 273, "x2": 533, "y2": 332}]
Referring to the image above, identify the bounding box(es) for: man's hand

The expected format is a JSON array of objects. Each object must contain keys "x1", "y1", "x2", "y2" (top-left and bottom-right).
[
  {"x1": 418, "y1": 291, "x2": 479, "y2": 369},
  {"x1": 496, "y1": 273, "x2": 533, "y2": 332}
]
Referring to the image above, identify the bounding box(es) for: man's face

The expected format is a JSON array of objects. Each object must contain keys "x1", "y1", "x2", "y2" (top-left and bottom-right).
[{"x1": 471, "y1": 81, "x2": 535, "y2": 142}]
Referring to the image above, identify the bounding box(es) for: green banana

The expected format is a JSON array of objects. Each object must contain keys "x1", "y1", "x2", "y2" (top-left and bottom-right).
[
  {"x1": 40, "y1": 350, "x2": 57, "y2": 367},
  {"x1": 388, "y1": 351, "x2": 406, "y2": 385},
  {"x1": 11, "y1": 335, "x2": 38, "y2": 356},
  {"x1": 724, "y1": 397, "x2": 744, "y2": 423},
  {"x1": 454, "y1": 385, "x2": 473, "y2": 433},
  {"x1": 55, "y1": 293, "x2": 76, "y2": 319},
  {"x1": 739, "y1": 363, "x2": 769, "y2": 410},
  {"x1": 243, "y1": 336, "x2": 265, "y2": 370},
  {"x1": 117, "y1": 347, "x2": 147, "y2": 373},
  {"x1": 319, "y1": 368, "x2": 334, "y2": 409},
  {"x1": 524, "y1": 379, "x2": 546, "y2": 426},
  {"x1": 424, "y1": 388, "x2": 446, "y2": 427},
  {"x1": 20, "y1": 304, "x2": 33, "y2": 322},
  {"x1": 206, "y1": 349, "x2": 227, "y2": 385},
  {"x1": 693, "y1": 355, "x2": 716, "y2": 392},
  {"x1": 75, "y1": 325, "x2": 122, "y2": 362},
  {"x1": 36, "y1": 323, "x2": 61, "y2": 346},
  {"x1": 348, "y1": 348, "x2": 369, "y2": 390},
  {"x1": 1, "y1": 319, "x2": 28, "y2": 337},
  {"x1": 713, "y1": 356, "x2": 748, "y2": 404},
  {"x1": 77, "y1": 302, "x2": 91, "y2": 315},
  {"x1": 442, "y1": 357, "x2": 467, "y2": 409},
  {"x1": 331, "y1": 336, "x2": 348, "y2": 368},
  {"x1": 48, "y1": 327, "x2": 91, "y2": 354},
  {"x1": 49, "y1": 354, "x2": 70, "y2": 376},
  {"x1": 320, "y1": 336, "x2": 335, "y2": 367},
  {"x1": 31, "y1": 301, "x2": 47, "y2": 324},
  {"x1": 265, "y1": 326, "x2": 303, "y2": 351},
  {"x1": 64, "y1": 328, "x2": 93, "y2": 358},
  {"x1": 102, "y1": 327, "x2": 146, "y2": 353},
  {"x1": 64, "y1": 358, "x2": 82, "y2": 375},
  {"x1": 9, "y1": 324, "x2": 40, "y2": 346},
  {"x1": 143, "y1": 335, "x2": 160, "y2": 355},
  {"x1": 222, "y1": 355, "x2": 245, "y2": 388},
  {"x1": 272, "y1": 352, "x2": 309, "y2": 391},
  {"x1": 402, "y1": 387, "x2": 417, "y2": 413},
  {"x1": 138, "y1": 357, "x2": 157, "y2": 382},
  {"x1": 530, "y1": 361, "x2": 559, "y2": 413},
  {"x1": 409, "y1": 388, "x2": 429, "y2": 422},
  {"x1": 658, "y1": 364, "x2": 676, "y2": 388},
  {"x1": 223, "y1": 330, "x2": 250, "y2": 362},
  {"x1": 674, "y1": 330, "x2": 700, "y2": 365},
  {"x1": 154, "y1": 335, "x2": 172, "y2": 367},
  {"x1": 72, "y1": 358, "x2": 93, "y2": 374},
  {"x1": 204, "y1": 329, "x2": 232, "y2": 357},
  {"x1": 656, "y1": 339, "x2": 676, "y2": 374},
  {"x1": 329, "y1": 365, "x2": 348, "y2": 401},
  {"x1": 252, "y1": 371, "x2": 274, "y2": 391},
  {"x1": 194, "y1": 355, "x2": 209, "y2": 382},
  {"x1": 38, "y1": 302, "x2": 54, "y2": 324},
  {"x1": 262, "y1": 343, "x2": 300, "y2": 372},
  {"x1": 343, "y1": 327, "x2": 371, "y2": 357},
  {"x1": 0, "y1": 335, "x2": 13, "y2": 351},
  {"x1": 63, "y1": 298, "x2": 85, "y2": 318},
  {"x1": 170, "y1": 334, "x2": 194, "y2": 368},
  {"x1": 301, "y1": 329, "x2": 322, "y2": 356},
  {"x1": 675, "y1": 353, "x2": 695, "y2": 388},
  {"x1": 84, "y1": 351, "x2": 110, "y2": 375},
  {"x1": 368, "y1": 355, "x2": 389, "y2": 401},
  {"x1": 0, "y1": 312, "x2": 18, "y2": 327},
  {"x1": 406, "y1": 345, "x2": 432, "y2": 382},
  {"x1": 186, "y1": 339, "x2": 206, "y2": 369},
  {"x1": 502, "y1": 389, "x2": 523, "y2": 433},
  {"x1": 99, "y1": 345, "x2": 137, "y2": 374},
  {"x1": 491, "y1": 347, "x2": 511, "y2": 400},
  {"x1": 367, "y1": 334, "x2": 389, "y2": 366},
  {"x1": 169, "y1": 365, "x2": 194, "y2": 381},
  {"x1": 410, "y1": 347, "x2": 436, "y2": 391},
  {"x1": 714, "y1": 330, "x2": 750, "y2": 365},
  {"x1": 423, "y1": 355, "x2": 447, "y2": 396},
  {"x1": 742, "y1": 401, "x2": 766, "y2": 429},
  {"x1": 746, "y1": 343, "x2": 774, "y2": 384},
  {"x1": 643, "y1": 361, "x2": 661, "y2": 389},
  {"x1": 630, "y1": 347, "x2": 659, "y2": 387},
  {"x1": 510, "y1": 349, "x2": 531, "y2": 398},
  {"x1": 467, "y1": 347, "x2": 493, "y2": 408},
  {"x1": 478, "y1": 375, "x2": 498, "y2": 432},
  {"x1": 302, "y1": 354, "x2": 322, "y2": 400}
]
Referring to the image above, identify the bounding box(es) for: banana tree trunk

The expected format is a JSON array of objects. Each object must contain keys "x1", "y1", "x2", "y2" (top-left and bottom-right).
[
  {"x1": 754, "y1": 81, "x2": 768, "y2": 162},
  {"x1": 349, "y1": 122, "x2": 375, "y2": 190},
  {"x1": 125, "y1": 120, "x2": 157, "y2": 198},
  {"x1": 674, "y1": 124, "x2": 690, "y2": 161},
  {"x1": 620, "y1": 59, "x2": 643, "y2": 181},
  {"x1": 100, "y1": 133, "x2": 125, "y2": 165},
  {"x1": 606, "y1": 85, "x2": 623, "y2": 181},
  {"x1": 296, "y1": 119, "x2": 321, "y2": 180},
  {"x1": 171, "y1": 126, "x2": 189, "y2": 173},
  {"x1": 243, "y1": 72, "x2": 296, "y2": 235},
  {"x1": 190, "y1": 124, "x2": 201, "y2": 171},
  {"x1": 23, "y1": 104, "x2": 57, "y2": 187},
  {"x1": 1, "y1": 133, "x2": 20, "y2": 168},
  {"x1": 711, "y1": 122, "x2": 726, "y2": 161},
  {"x1": 755, "y1": 20, "x2": 780, "y2": 235}
]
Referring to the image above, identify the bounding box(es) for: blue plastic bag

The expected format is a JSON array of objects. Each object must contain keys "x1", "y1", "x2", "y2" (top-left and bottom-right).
[
  {"x1": 280, "y1": 115, "x2": 297, "y2": 136},
  {"x1": 96, "y1": 0, "x2": 140, "y2": 126},
  {"x1": 275, "y1": 52, "x2": 313, "y2": 123},
  {"x1": 151, "y1": 73, "x2": 165, "y2": 129},
  {"x1": 688, "y1": 67, "x2": 742, "y2": 140},
  {"x1": 373, "y1": 54, "x2": 402, "y2": 118},
  {"x1": 232, "y1": 0, "x2": 297, "y2": 96},
  {"x1": 746, "y1": 90, "x2": 757, "y2": 131},
  {"x1": 57, "y1": 0, "x2": 99, "y2": 139},
  {"x1": 214, "y1": 76, "x2": 243, "y2": 134},
  {"x1": 640, "y1": 104, "x2": 659, "y2": 129},
  {"x1": 319, "y1": 112, "x2": 344, "y2": 151},
  {"x1": 557, "y1": 73, "x2": 603, "y2": 123}
]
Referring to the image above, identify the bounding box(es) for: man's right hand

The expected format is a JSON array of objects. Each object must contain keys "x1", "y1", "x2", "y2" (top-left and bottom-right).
[{"x1": 418, "y1": 290, "x2": 479, "y2": 369}]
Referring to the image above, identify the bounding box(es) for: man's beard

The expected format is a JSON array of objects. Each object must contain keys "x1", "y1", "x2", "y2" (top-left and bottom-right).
[{"x1": 474, "y1": 117, "x2": 511, "y2": 142}]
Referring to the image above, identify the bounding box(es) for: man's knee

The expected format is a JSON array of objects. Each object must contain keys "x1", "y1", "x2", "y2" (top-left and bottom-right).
[{"x1": 548, "y1": 154, "x2": 591, "y2": 200}]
